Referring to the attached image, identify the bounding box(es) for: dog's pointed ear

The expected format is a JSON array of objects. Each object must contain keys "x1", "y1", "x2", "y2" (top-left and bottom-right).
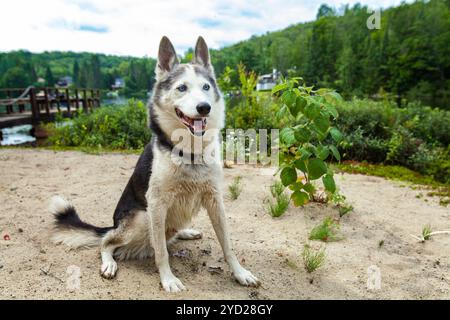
[
  {"x1": 156, "y1": 36, "x2": 179, "y2": 79},
  {"x1": 193, "y1": 36, "x2": 212, "y2": 70}
]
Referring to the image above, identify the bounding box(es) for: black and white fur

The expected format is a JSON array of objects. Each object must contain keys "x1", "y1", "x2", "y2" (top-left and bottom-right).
[{"x1": 50, "y1": 36, "x2": 259, "y2": 292}]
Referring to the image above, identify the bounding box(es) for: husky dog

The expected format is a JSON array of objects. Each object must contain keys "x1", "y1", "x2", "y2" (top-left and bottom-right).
[{"x1": 50, "y1": 36, "x2": 259, "y2": 292}]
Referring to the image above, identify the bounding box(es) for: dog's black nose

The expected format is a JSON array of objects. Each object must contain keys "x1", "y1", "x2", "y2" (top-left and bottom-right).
[{"x1": 196, "y1": 102, "x2": 211, "y2": 116}]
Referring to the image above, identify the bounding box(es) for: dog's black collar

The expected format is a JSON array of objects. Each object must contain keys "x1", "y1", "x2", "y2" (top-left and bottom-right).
[{"x1": 149, "y1": 116, "x2": 174, "y2": 152}]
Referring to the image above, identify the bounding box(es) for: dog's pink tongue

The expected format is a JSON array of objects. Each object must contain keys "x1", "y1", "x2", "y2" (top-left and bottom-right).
[{"x1": 193, "y1": 120, "x2": 203, "y2": 133}]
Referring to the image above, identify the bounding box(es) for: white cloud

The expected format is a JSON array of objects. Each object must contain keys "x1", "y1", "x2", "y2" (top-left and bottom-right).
[{"x1": 0, "y1": 0, "x2": 409, "y2": 57}]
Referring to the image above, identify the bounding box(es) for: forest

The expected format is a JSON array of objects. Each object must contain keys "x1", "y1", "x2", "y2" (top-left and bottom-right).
[
  {"x1": 210, "y1": 0, "x2": 450, "y2": 109},
  {"x1": 0, "y1": 0, "x2": 449, "y2": 108},
  {"x1": 0, "y1": 50, "x2": 156, "y2": 98}
]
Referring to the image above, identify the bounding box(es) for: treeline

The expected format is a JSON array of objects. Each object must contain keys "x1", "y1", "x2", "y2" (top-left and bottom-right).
[
  {"x1": 211, "y1": 0, "x2": 450, "y2": 109},
  {"x1": 0, "y1": 50, "x2": 156, "y2": 98}
]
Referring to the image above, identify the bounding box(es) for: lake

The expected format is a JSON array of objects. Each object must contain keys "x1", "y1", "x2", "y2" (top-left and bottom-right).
[{"x1": 1, "y1": 124, "x2": 36, "y2": 146}]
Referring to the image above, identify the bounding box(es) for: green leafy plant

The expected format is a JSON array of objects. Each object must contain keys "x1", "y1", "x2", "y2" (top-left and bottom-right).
[
  {"x1": 302, "y1": 244, "x2": 326, "y2": 273},
  {"x1": 331, "y1": 192, "x2": 354, "y2": 217},
  {"x1": 229, "y1": 176, "x2": 242, "y2": 200},
  {"x1": 273, "y1": 78, "x2": 343, "y2": 206},
  {"x1": 309, "y1": 217, "x2": 342, "y2": 242}
]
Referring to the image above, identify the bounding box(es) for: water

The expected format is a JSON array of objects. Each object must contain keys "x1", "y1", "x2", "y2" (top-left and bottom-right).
[
  {"x1": 0, "y1": 95, "x2": 147, "y2": 146},
  {"x1": 1, "y1": 124, "x2": 36, "y2": 146}
]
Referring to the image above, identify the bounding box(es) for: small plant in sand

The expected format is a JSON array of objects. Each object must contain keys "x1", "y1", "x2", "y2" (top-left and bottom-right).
[
  {"x1": 309, "y1": 217, "x2": 342, "y2": 242},
  {"x1": 422, "y1": 224, "x2": 433, "y2": 240},
  {"x1": 331, "y1": 192, "x2": 353, "y2": 217},
  {"x1": 270, "y1": 180, "x2": 285, "y2": 198},
  {"x1": 302, "y1": 244, "x2": 326, "y2": 273},
  {"x1": 229, "y1": 176, "x2": 242, "y2": 200},
  {"x1": 266, "y1": 180, "x2": 290, "y2": 217}
]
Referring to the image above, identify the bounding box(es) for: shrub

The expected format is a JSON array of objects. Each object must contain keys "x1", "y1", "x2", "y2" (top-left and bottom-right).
[
  {"x1": 273, "y1": 78, "x2": 342, "y2": 206},
  {"x1": 46, "y1": 99, "x2": 151, "y2": 150},
  {"x1": 335, "y1": 98, "x2": 450, "y2": 184},
  {"x1": 341, "y1": 128, "x2": 389, "y2": 163}
]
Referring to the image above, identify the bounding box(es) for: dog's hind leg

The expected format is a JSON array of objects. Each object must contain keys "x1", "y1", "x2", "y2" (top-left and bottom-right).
[
  {"x1": 99, "y1": 230, "x2": 124, "y2": 279},
  {"x1": 99, "y1": 221, "x2": 132, "y2": 279},
  {"x1": 100, "y1": 243, "x2": 119, "y2": 279},
  {"x1": 100, "y1": 211, "x2": 153, "y2": 278}
]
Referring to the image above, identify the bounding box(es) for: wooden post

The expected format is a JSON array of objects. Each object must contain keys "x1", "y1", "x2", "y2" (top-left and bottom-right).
[
  {"x1": 29, "y1": 87, "x2": 39, "y2": 122},
  {"x1": 43, "y1": 88, "x2": 50, "y2": 116},
  {"x1": 74, "y1": 89, "x2": 79, "y2": 112},
  {"x1": 82, "y1": 89, "x2": 88, "y2": 113},
  {"x1": 65, "y1": 88, "x2": 71, "y2": 116},
  {"x1": 55, "y1": 88, "x2": 61, "y2": 112},
  {"x1": 97, "y1": 89, "x2": 101, "y2": 107},
  {"x1": 6, "y1": 90, "x2": 12, "y2": 114},
  {"x1": 90, "y1": 89, "x2": 95, "y2": 109}
]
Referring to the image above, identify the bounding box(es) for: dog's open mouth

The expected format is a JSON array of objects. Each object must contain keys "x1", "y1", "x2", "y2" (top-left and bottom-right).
[{"x1": 175, "y1": 108, "x2": 207, "y2": 136}]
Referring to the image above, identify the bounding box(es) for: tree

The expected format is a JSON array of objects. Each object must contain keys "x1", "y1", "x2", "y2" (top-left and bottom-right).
[
  {"x1": 1, "y1": 67, "x2": 32, "y2": 88},
  {"x1": 90, "y1": 55, "x2": 102, "y2": 88},
  {"x1": 73, "y1": 60, "x2": 80, "y2": 85},
  {"x1": 45, "y1": 66, "x2": 55, "y2": 86},
  {"x1": 316, "y1": 4, "x2": 335, "y2": 19}
]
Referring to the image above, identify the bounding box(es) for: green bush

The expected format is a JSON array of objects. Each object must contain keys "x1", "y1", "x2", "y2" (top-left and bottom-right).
[
  {"x1": 334, "y1": 98, "x2": 450, "y2": 183},
  {"x1": 273, "y1": 77, "x2": 342, "y2": 205},
  {"x1": 46, "y1": 99, "x2": 151, "y2": 150}
]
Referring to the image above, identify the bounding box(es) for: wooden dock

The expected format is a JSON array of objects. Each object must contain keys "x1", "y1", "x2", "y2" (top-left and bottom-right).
[{"x1": 0, "y1": 87, "x2": 101, "y2": 129}]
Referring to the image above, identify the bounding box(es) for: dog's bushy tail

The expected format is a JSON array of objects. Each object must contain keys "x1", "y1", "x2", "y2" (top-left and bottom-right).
[{"x1": 49, "y1": 196, "x2": 113, "y2": 248}]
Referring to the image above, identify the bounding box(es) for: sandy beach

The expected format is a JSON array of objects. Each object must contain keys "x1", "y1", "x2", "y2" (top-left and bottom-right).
[{"x1": 0, "y1": 148, "x2": 449, "y2": 299}]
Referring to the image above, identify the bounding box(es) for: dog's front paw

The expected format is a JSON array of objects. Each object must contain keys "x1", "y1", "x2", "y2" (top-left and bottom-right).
[
  {"x1": 100, "y1": 260, "x2": 117, "y2": 279},
  {"x1": 233, "y1": 267, "x2": 260, "y2": 287},
  {"x1": 161, "y1": 274, "x2": 186, "y2": 293}
]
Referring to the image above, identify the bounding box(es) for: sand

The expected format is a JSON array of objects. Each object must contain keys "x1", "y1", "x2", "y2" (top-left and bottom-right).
[{"x1": 0, "y1": 148, "x2": 449, "y2": 300}]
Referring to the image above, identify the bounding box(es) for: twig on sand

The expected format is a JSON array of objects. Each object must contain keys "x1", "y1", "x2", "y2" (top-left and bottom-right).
[
  {"x1": 40, "y1": 263, "x2": 64, "y2": 283},
  {"x1": 409, "y1": 230, "x2": 450, "y2": 242}
]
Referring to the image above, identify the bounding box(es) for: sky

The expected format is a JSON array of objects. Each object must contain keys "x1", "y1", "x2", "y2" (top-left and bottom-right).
[{"x1": 0, "y1": 0, "x2": 409, "y2": 58}]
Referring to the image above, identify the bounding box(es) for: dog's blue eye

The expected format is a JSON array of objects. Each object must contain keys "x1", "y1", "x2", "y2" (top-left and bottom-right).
[
  {"x1": 203, "y1": 84, "x2": 210, "y2": 91},
  {"x1": 177, "y1": 84, "x2": 187, "y2": 92}
]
